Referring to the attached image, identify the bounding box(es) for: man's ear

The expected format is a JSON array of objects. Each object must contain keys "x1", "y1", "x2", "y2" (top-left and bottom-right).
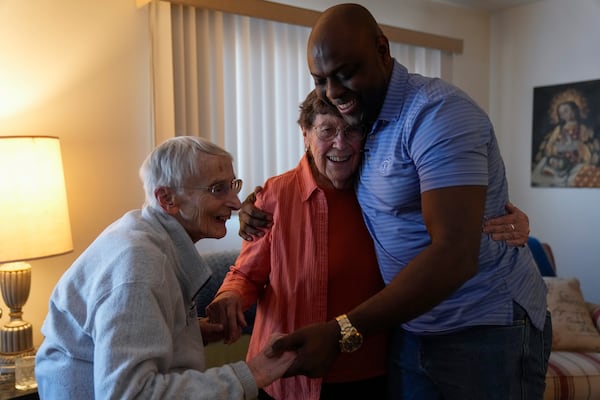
[
  {"x1": 155, "y1": 187, "x2": 178, "y2": 214},
  {"x1": 376, "y1": 34, "x2": 391, "y2": 61}
]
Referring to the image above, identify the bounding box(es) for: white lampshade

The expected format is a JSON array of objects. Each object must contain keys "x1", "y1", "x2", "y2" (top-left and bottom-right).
[{"x1": 0, "y1": 136, "x2": 73, "y2": 262}]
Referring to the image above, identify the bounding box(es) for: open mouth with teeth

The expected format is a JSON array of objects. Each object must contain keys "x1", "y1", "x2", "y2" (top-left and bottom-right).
[
  {"x1": 336, "y1": 98, "x2": 357, "y2": 114},
  {"x1": 328, "y1": 155, "x2": 351, "y2": 163}
]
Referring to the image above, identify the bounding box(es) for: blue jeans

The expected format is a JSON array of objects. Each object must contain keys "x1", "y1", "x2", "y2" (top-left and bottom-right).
[{"x1": 389, "y1": 303, "x2": 552, "y2": 400}]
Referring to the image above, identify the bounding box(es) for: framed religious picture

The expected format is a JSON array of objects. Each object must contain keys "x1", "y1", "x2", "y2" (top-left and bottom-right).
[{"x1": 531, "y1": 79, "x2": 600, "y2": 188}]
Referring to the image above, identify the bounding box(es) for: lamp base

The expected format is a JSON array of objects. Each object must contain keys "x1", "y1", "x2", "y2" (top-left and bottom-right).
[
  {"x1": 0, "y1": 320, "x2": 35, "y2": 374},
  {"x1": 0, "y1": 262, "x2": 35, "y2": 374}
]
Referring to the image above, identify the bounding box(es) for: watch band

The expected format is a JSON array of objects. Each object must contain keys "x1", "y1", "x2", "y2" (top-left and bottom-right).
[
  {"x1": 336, "y1": 314, "x2": 353, "y2": 333},
  {"x1": 335, "y1": 314, "x2": 363, "y2": 353}
]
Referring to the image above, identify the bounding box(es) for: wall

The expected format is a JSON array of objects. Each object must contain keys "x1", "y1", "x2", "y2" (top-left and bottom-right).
[
  {"x1": 489, "y1": 0, "x2": 600, "y2": 303},
  {"x1": 0, "y1": 0, "x2": 153, "y2": 347},
  {"x1": 275, "y1": 0, "x2": 493, "y2": 110}
]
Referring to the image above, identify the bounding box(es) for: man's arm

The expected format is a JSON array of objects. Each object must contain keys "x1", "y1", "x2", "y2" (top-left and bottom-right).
[
  {"x1": 240, "y1": 188, "x2": 531, "y2": 246},
  {"x1": 270, "y1": 185, "x2": 486, "y2": 377}
]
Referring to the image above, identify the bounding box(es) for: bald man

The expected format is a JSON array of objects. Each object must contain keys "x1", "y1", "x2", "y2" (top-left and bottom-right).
[{"x1": 270, "y1": 4, "x2": 551, "y2": 399}]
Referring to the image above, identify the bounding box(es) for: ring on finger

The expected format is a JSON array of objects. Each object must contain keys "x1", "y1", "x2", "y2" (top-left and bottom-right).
[{"x1": 510, "y1": 223, "x2": 515, "y2": 231}]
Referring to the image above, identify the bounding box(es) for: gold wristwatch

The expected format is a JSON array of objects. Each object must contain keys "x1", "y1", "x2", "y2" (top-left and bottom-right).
[{"x1": 335, "y1": 314, "x2": 363, "y2": 353}]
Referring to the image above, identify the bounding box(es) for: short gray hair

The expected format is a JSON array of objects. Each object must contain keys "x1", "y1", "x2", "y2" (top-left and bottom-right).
[{"x1": 139, "y1": 136, "x2": 233, "y2": 209}]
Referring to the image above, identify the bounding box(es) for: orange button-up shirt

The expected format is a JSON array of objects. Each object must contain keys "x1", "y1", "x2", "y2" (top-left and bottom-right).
[{"x1": 217, "y1": 155, "x2": 387, "y2": 400}]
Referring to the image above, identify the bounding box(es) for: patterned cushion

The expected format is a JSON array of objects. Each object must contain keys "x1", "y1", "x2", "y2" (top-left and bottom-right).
[
  {"x1": 544, "y1": 277, "x2": 600, "y2": 352},
  {"x1": 545, "y1": 351, "x2": 600, "y2": 400},
  {"x1": 530, "y1": 241, "x2": 600, "y2": 399}
]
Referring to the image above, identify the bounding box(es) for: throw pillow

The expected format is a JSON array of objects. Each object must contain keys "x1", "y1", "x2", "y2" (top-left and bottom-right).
[{"x1": 544, "y1": 277, "x2": 600, "y2": 351}]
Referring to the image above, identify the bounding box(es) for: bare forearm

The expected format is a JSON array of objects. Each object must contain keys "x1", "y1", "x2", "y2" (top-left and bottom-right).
[
  {"x1": 348, "y1": 241, "x2": 478, "y2": 337},
  {"x1": 349, "y1": 186, "x2": 485, "y2": 337}
]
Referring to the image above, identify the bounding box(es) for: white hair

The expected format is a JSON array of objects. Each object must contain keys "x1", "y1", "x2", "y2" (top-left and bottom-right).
[{"x1": 139, "y1": 136, "x2": 233, "y2": 209}]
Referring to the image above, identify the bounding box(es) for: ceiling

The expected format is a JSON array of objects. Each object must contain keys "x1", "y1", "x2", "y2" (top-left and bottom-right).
[{"x1": 432, "y1": 0, "x2": 540, "y2": 11}]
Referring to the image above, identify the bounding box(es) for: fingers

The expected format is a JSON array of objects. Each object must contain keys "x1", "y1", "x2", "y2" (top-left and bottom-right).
[
  {"x1": 267, "y1": 321, "x2": 339, "y2": 378},
  {"x1": 238, "y1": 212, "x2": 270, "y2": 241},
  {"x1": 268, "y1": 333, "x2": 299, "y2": 357},
  {"x1": 206, "y1": 293, "x2": 246, "y2": 343},
  {"x1": 504, "y1": 201, "x2": 517, "y2": 213},
  {"x1": 483, "y1": 214, "x2": 515, "y2": 228},
  {"x1": 238, "y1": 209, "x2": 261, "y2": 241},
  {"x1": 238, "y1": 186, "x2": 274, "y2": 241},
  {"x1": 198, "y1": 318, "x2": 225, "y2": 345},
  {"x1": 486, "y1": 229, "x2": 528, "y2": 246},
  {"x1": 483, "y1": 222, "x2": 528, "y2": 246},
  {"x1": 223, "y1": 305, "x2": 247, "y2": 344},
  {"x1": 248, "y1": 332, "x2": 297, "y2": 388},
  {"x1": 242, "y1": 186, "x2": 262, "y2": 206},
  {"x1": 242, "y1": 190, "x2": 256, "y2": 206},
  {"x1": 483, "y1": 207, "x2": 528, "y2": 233},
  {"x1": 268, "y1": 335, "x2": 311, "y2": 377},
  {"x1": 504, "y1": 202, "x2": 530, "y2": 230},
  {"x1": 482, "y1": 202, "x2": 530, "y2": 247}
]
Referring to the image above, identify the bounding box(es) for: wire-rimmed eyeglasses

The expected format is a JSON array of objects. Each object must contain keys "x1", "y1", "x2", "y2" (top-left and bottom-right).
[
  {"x1": 185, "y1": 178, "x2": 243, "y2": 198},
  {"x1": 312, "y1": 124, "x2": 366, "y2": 142}
]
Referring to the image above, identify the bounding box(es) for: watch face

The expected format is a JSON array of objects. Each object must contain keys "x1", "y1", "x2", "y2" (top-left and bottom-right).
[{"x1": 341, "y1": 331, "x2": 363, "y2": 353}]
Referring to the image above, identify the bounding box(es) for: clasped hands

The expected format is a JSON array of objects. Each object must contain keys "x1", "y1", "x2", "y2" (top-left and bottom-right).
[{"x1": 205, "y1": 291, "x2": 337, "y2": 378}]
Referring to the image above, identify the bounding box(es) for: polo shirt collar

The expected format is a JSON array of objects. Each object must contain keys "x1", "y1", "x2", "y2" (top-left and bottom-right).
[{"x1": 375, "y1": 59, "x2": 408, "y2": 124}]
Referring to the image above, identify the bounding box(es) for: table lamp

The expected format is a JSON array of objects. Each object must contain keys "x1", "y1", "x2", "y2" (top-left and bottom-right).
[{"x1": 0, "y1": 136, "x2": 73, "y2": 373}]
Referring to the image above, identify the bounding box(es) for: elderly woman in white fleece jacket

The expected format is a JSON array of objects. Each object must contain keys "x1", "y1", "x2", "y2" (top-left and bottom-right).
[{"x1": 35, "y1": 136, "x2": 295, "y2": 400}]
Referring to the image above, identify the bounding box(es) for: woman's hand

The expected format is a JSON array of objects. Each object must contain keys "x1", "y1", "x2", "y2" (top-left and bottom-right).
[
  {"x1": 198, "y1": 317, "x2": 224, "y2": 345},
  {"x1": 206, "y1": 291, "x2": 247, "y2": 344},
  {"x1": 483, "y1": 202, "x2": 530, "y2": 246}
]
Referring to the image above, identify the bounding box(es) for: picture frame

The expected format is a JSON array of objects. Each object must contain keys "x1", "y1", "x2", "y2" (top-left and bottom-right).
[{"x1": 531, "y1": 79, "x2": 600, "y2": 188}]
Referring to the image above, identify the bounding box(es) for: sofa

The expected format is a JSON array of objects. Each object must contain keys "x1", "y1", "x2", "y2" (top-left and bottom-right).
[
  {"x1": 529, "y1": 237, "x2": 600, "y2": 400},
  {"x1": 195, "y1": 249, "x2": 252, "y2": 368},
  {"x1": 196, "y1": 243, "x2": 600, "y2": 399}
]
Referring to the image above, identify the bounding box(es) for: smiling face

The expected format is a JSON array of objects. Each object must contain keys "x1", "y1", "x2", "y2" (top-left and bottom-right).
[
  {"x1": 308, "y1": 4, "x2": 393, "y2": 126},
  {"x1": 159, "y1": 154, "x2": 242, "y2": 242},
  {"x1": 304, "y1": 113, "x2": 363, "y2": 190}
]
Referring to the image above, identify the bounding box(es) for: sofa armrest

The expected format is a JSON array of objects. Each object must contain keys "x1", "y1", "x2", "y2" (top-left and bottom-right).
[
  {"x1": 586, "y1": 302, "x2": 600, "y2": 332},
  {"x1": 195, "y1": 250, "x2": 256, "y2": 334},
  {"x1": 528, "y1": 236, "x2": 556, "y2": 277},
  {"x1": 196, "y1": 250, "x2": 240, "y2": 314}
]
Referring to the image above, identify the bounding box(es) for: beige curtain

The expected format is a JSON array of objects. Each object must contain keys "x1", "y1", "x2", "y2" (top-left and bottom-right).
[{"x1": 150, "y1": 2, "x2": 442, "y2": 194}]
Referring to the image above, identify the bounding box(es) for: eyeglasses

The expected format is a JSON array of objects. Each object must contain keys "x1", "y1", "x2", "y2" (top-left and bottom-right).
[
  {"x1": 185, "y1": 178, "x2": 243, "y2": 198},
  {"x1": 312, "y1": 124, "x2": 366, "y2": 142}
]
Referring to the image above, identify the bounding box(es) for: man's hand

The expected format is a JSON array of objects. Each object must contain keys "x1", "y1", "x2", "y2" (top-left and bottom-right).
[
  {"x1": 483, "y1": 202, "x2": 530, "y2": 246},
  {"x1": 268, "y1": 320, "x2": 340, "y2": 378},
  {"x1": 238, "y1": 186, "x2": 273, "y2": 241},
  {"x1": 198, "y1": 317, "x2": 224, "y2": 345},
  {"x1": 205, "y1": 291, "x2": 247, "y2": 344}
]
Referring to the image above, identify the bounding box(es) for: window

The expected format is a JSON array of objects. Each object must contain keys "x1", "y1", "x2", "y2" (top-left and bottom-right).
[{"x1": 151, "y1": 3, "x2": 442, "y2": 194}]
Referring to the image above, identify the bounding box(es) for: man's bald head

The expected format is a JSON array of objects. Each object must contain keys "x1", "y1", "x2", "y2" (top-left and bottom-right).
[
  {"x1": 309, "y1": 3, "x2": 383, "y2": 54},
  {"x1": 307, "y1": 3, "x2": 392, "y2": 126}
]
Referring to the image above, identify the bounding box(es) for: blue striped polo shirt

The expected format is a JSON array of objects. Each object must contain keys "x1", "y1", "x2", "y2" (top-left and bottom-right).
[{"x1": 356, "y1": 61, "x2": 547, "y2": 333}]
